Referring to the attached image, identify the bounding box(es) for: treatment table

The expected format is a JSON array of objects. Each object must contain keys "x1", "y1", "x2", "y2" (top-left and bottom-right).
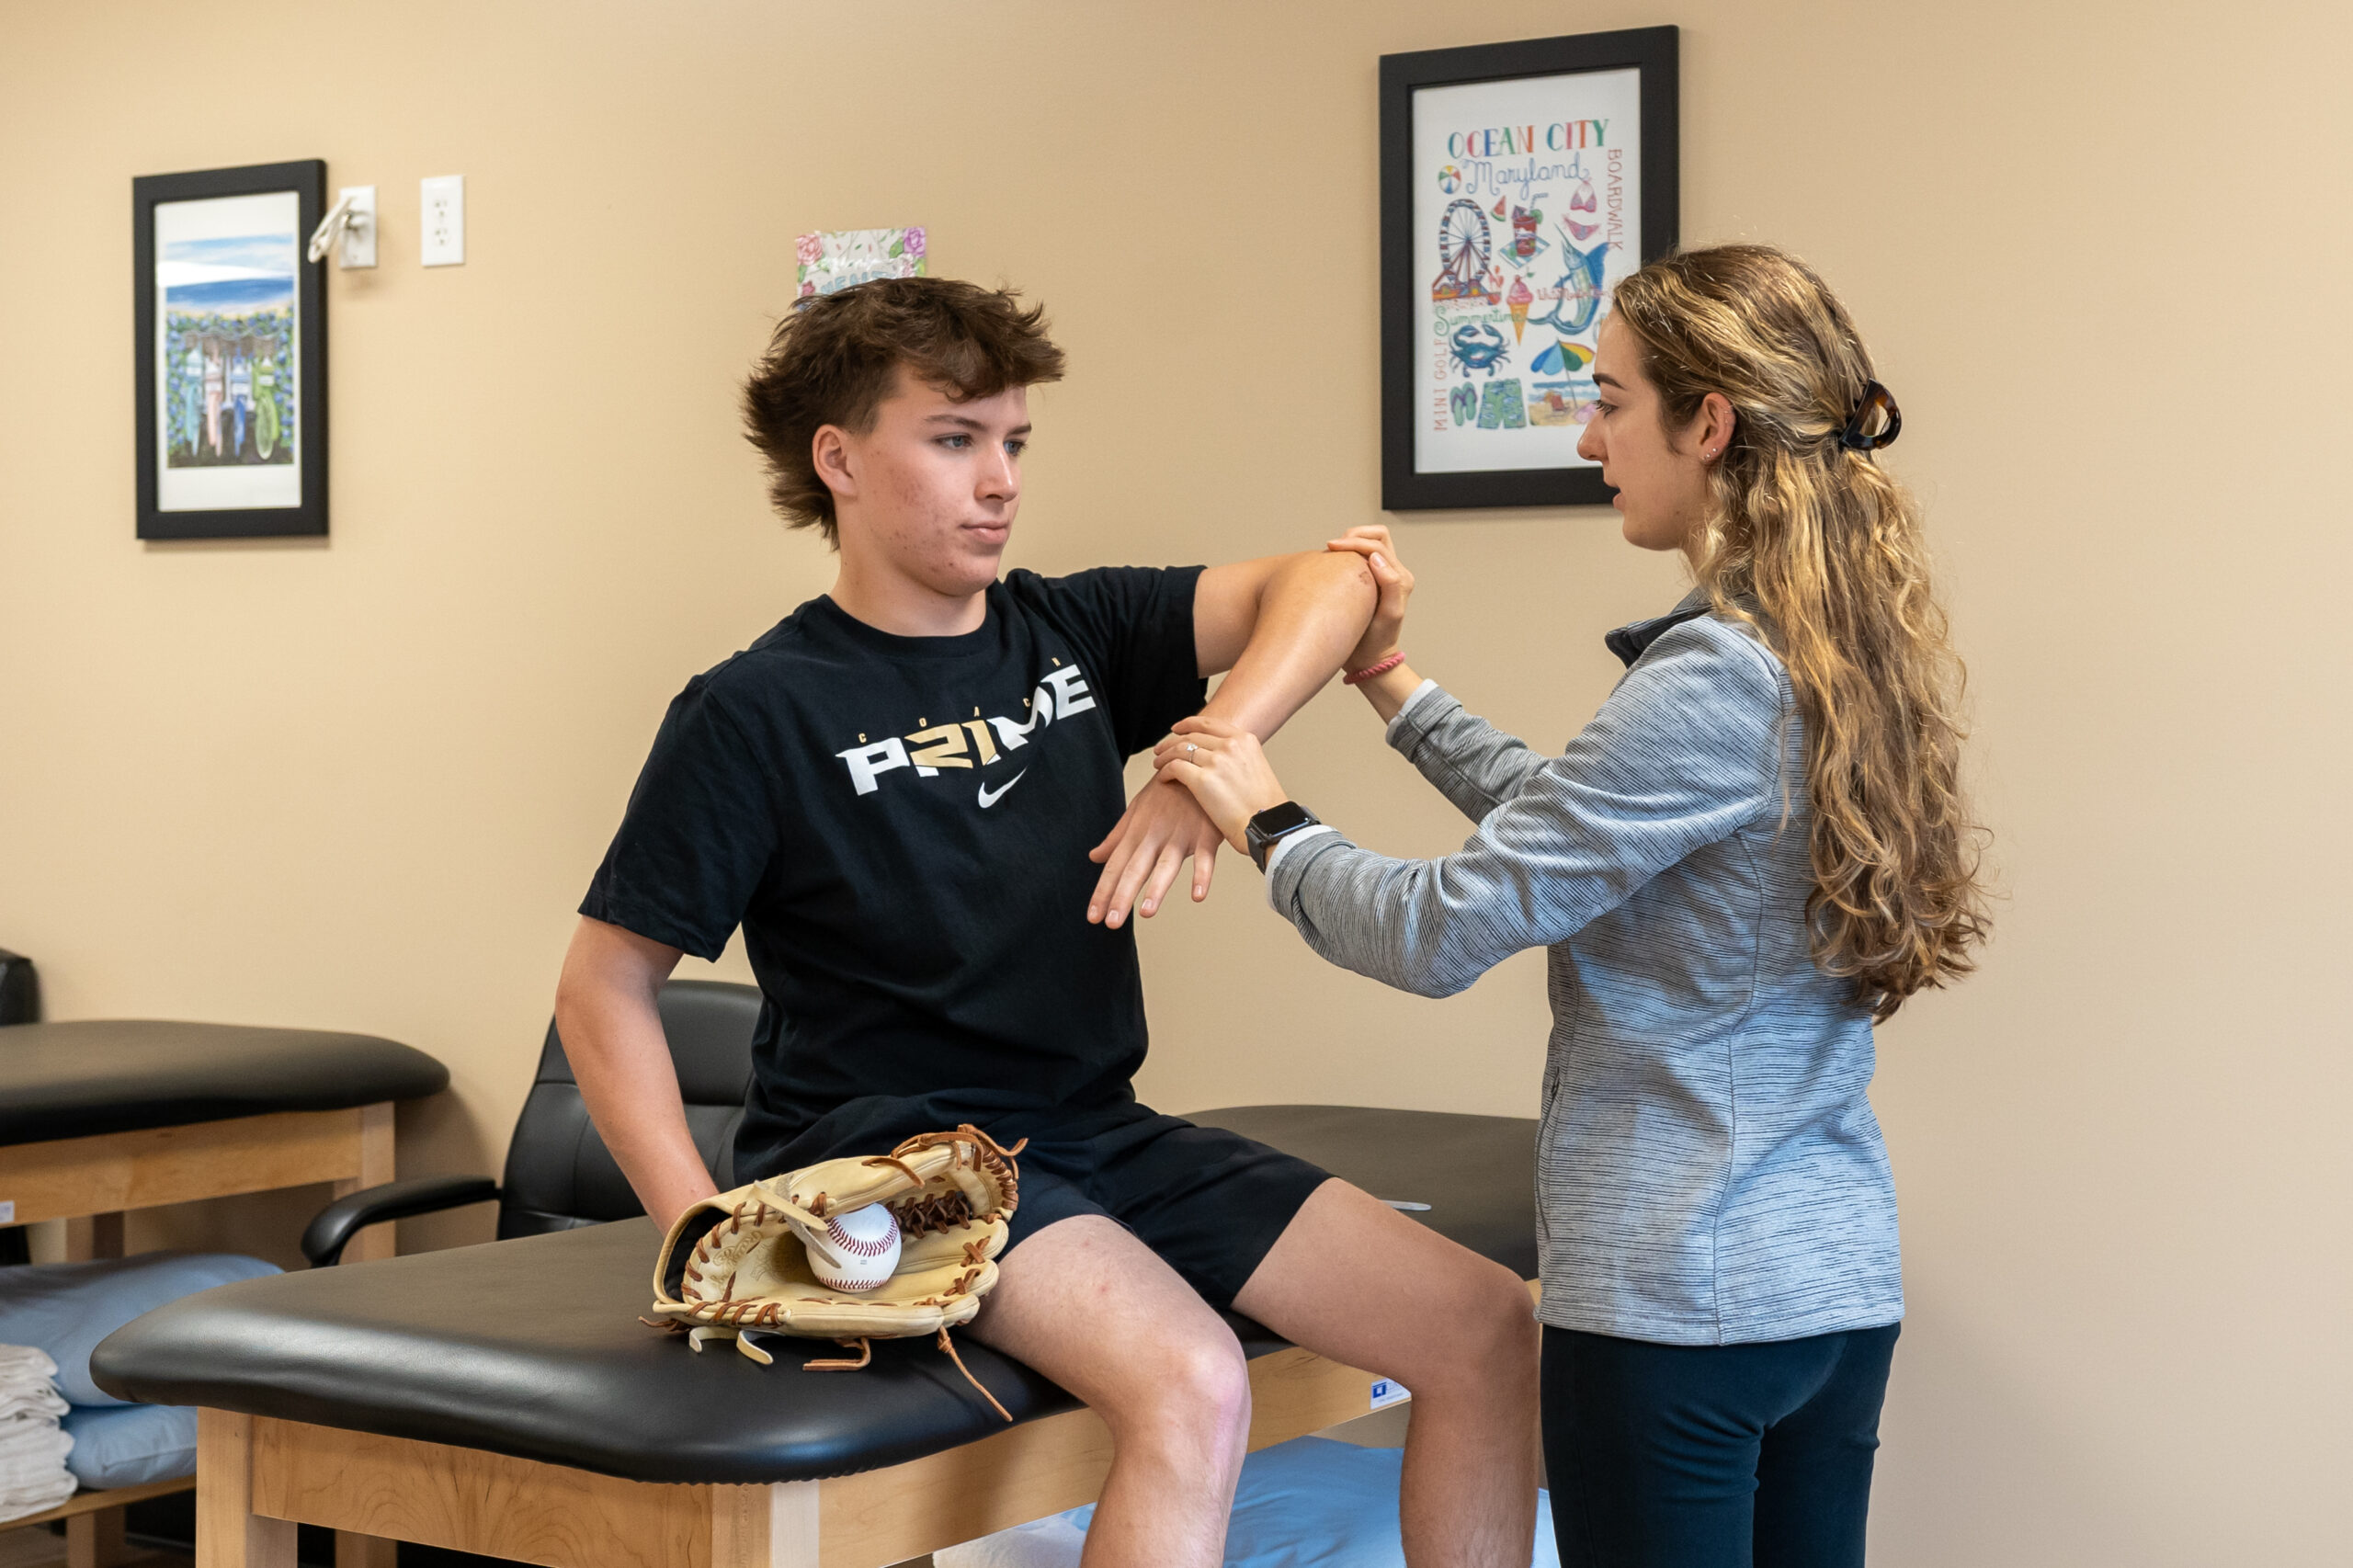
[
  {"x1": 0, "y1": 1019, "x2": 449, "y2": 1560},
  {"x1": 91, "y1": 1105, "x2": 1537, "y2": 1568},
  {"x1": 0, "y1": 1020, "x2": 449, "y2": 1263}
]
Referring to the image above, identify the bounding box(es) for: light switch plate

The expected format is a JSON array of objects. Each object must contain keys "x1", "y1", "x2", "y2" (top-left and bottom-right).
[
  {"x1": 421, "y1": 175, "x2": 465, "y2": 267},
  {"x1": 337, "y1": 185, "x2": 377, "y2": 268}
]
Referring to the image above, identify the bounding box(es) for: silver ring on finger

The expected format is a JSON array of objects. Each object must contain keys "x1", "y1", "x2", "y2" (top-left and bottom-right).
[{"x1": 1183, "y1": 743, "x2": 1199, "y2": 754}]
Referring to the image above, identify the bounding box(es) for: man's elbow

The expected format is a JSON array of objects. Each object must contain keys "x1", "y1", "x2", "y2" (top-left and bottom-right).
[
  {"x1": 551, "y1": 958, "x2": 607, "y2": 1054},
  {"x1": 1301, "y1": 547, "x2": 1377, "y2": 605},
  {"x1": 1281, "y1": 550, "x2": 1378, "y2": 646}
]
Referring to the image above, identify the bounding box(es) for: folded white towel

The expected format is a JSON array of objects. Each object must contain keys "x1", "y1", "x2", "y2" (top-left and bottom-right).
[
  {"x1": 0, "y1": 1345, "x2": 76, "y2": 1523},
  {"x1": 0, "y1": 1469, "x2": 78, "y2": 1524},
  {"x1": 0, "y1": 1346, "x2": 59, "y2": 1385},
  {"x1": 0, "y1": 1418, "x2": 73, "y2": 1468},
  {"x1": 0, "y1": 1385, "x2": 68, "y2": 1423},
  {"x1": 0, "y1": 1423, "x2": 75, "y2": 1523}
]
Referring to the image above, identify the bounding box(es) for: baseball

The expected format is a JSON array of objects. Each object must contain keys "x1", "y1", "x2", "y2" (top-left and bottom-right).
[{"x1": 808, "y1": 1204, "x2": 901, "y2": 1293}]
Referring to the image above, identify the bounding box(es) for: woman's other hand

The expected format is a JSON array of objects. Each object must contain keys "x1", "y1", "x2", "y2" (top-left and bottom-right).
[
  {"x1": 1153, "y1": 717, "x2": 1292, "y2": 852},
  {"x1": 1325, "y1": 525, "x2": 1415, "y2": 675}
]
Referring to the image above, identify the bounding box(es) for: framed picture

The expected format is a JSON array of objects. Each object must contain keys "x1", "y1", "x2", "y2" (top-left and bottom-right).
[
  {"x1": 133, "y1": 160, "x2": 326, "y2": 539},
  {"x1": 1380, "y1": 28, "x2": 1678, "y2": 510}
]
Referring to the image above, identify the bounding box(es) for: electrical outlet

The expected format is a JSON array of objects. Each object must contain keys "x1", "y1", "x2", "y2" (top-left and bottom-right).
[
  {"x1": 421, "y1": 175, "x2": 465, "y2": 267},
  {"x1": 338, "y1": 185, "x2": 377, "y2": 268}
]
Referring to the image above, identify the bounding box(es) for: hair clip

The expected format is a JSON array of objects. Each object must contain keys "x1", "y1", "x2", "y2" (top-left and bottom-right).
[{"x1": 1839, "y1": 381, "x2": 1901, "y2": 450}]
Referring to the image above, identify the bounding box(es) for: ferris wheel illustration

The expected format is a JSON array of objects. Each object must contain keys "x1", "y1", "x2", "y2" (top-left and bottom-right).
[{"x1": 1431, "y1": 199, "x2": 1496, "y2": 303}]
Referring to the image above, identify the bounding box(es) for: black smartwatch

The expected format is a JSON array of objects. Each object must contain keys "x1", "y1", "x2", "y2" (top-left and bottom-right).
[{"x1": 1245, "y1": 801, "x2": 1322, "y2": 872}]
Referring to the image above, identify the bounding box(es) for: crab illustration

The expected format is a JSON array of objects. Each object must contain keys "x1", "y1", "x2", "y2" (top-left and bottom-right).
[{"x1": 1449, "y1": 322, "x2": 1512, "y2": 376}]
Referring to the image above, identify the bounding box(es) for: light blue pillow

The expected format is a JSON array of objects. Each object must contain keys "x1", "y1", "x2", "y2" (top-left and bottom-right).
[
  {"x1": 61, "y1": 1403, "x2": 197, "y2": 1489},
  {"x1": 938, "y1": 1436, "x2": 1563, "y2": 1568},
  {"x1": 0, "y1": 1253, "x2": 279, "y2": 1407}
]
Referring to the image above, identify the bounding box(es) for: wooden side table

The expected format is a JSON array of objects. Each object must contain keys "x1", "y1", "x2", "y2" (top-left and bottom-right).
[{"x1": 0, "y1": 1020, "x2": 448, "y2": 1568}]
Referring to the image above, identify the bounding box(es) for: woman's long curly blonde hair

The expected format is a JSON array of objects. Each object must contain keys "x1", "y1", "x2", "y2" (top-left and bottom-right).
[{"x1": 1610, "y1": 244, "x2": 1988, "y2": 1019}]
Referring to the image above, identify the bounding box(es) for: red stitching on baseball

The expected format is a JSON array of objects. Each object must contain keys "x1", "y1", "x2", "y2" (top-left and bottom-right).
[{"x1": 823, "y1": 1213, "x2": 896, "y2": 1257}]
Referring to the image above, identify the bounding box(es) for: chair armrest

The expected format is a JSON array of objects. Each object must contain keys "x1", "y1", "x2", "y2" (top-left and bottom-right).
[{"x1": 302, "y1": 1176, "x2": 500, "y2": 1267}]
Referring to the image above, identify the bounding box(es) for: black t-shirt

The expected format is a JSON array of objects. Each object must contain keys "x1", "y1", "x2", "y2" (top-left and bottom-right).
[{"x1": 580, "y1": 566, "x2": 1208, "y2": 1179}]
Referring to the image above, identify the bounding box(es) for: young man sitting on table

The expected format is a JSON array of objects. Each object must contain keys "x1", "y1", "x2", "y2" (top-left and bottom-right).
[{"x1": 554, "y1": 278, "x2": 1537, "y2": 1568}]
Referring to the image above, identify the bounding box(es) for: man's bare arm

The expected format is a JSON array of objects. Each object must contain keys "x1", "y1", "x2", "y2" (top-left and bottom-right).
[
  {"x1": 1191, "y1": 548, "x2": 1378, "y2": 710},
  {"x1": 1087, "y1": 550, "x2": 1375, "y2": 926},
  {"x1": 552, "y1": 915, "x2": 720, "y2": 1230}
]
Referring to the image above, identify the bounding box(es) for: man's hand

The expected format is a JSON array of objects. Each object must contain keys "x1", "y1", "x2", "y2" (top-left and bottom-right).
[
  {"x1": 1153, "y1": 717, "x2": 1292, "y2": 852},
  {"x1": 1086, "y1": 774, "x2": 1225, "y2": 928}
]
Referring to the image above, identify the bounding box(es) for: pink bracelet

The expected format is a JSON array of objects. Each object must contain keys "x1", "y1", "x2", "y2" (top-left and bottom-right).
[{"x1": 1343, "y1": 650, "x2": 1406, "y2": 686}]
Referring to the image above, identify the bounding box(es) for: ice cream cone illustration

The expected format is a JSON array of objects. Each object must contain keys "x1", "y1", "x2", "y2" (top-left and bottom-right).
[{"x1": 1506, "y1": 275, "x2": 1532, "y2": 342}]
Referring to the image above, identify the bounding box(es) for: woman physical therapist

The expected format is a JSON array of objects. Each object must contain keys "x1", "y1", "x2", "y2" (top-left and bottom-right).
[{"x1": 1158, "y1": 245, "x2": 1988, "y2": 1568}]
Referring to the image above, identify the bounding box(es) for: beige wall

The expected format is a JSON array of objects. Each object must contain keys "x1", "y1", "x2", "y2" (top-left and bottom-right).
[{"x1": 4, "y1": 0, "x2": 2347, "y2": 1559}]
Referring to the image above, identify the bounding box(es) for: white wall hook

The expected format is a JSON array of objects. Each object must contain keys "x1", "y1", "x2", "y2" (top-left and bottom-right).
[{"x1": 307, "y1": 186, "x2": 377, "y2": 268}]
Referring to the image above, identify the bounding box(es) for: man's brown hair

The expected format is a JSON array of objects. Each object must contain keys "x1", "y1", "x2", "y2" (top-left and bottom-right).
[{"x1": 742, "y1": 278, "x2": 1067, "y2": 545}]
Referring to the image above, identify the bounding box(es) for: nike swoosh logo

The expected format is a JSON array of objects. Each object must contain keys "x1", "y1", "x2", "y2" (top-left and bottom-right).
[{"x1": 977, "y1": 770, "x2": 1028, "y2": 809}]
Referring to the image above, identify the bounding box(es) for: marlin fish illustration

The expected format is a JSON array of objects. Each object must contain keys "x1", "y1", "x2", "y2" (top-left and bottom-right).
[{"x1": 1529, "y1": 237, "x2": 1611, "y2": 337}]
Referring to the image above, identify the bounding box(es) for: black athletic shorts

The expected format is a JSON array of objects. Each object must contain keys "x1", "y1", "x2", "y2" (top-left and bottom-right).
[{"x1": 751, "y1": 1096, "x2": 1334, "y2": 1311}]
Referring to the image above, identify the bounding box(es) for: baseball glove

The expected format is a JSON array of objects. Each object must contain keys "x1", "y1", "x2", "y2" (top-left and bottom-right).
[{"x1": 648, "y1": 1125, "x2": 1024, "y2": 1419}]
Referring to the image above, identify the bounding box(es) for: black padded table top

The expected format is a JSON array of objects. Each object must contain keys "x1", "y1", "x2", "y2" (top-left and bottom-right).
[
  {"x1": 92, "y1": 1105, "x2": 1535, "y2": 1485},
  {"x1": 0, "y1": 1020, "x2": 450, "y2": 1145}
]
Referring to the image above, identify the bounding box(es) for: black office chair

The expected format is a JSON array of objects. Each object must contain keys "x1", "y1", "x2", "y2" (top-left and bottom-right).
[
  {"x1": 303, "y1": 979, "x2": 762, "y2": 1266},
  {"x1": 0, "y1": 948, "x2": 33, "y2": 1265},
  {"x1": 0, "y1": 947, "x2": 37, "y2": 1027}
]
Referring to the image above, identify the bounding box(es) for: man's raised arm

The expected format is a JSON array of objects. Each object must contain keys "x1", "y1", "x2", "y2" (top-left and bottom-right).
[
  {"x1": 552, "y1": 915, "x2": 721, "y2": 1230},
  {"x1": 1087, "y1": 549, "x2": 1375, "y2": 926}
]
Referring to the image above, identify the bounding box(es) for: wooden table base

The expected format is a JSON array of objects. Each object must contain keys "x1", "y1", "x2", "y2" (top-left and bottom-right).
[{"x1": 197, "y1": 1345, "x2": 1396, "y2": 1568}]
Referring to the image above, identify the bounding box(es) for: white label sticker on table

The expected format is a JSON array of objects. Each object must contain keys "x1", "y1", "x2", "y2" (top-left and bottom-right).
[
  {"x1": 0, "y1": 1201, "x2": 14, "y2": 1223},
  {"x1": 1370, "y1": 1377, "x2": 1410, "y2": 1411}
]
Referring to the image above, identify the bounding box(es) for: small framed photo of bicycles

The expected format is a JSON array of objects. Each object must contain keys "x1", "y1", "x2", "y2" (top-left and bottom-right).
[
  {"x1": 1380, "y1": 28, "x2": 1678, "y2": 510},
  {"x1": 133, "y1": 160, "x2": 327, "y2": 539}
]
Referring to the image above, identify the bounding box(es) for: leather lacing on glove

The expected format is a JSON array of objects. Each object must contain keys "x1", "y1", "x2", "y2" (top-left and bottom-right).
[{"x1": 645, "y1": 1125, "x2": 1029, "y2": 1421}]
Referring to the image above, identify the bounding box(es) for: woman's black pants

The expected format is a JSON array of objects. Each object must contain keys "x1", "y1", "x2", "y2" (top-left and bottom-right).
[{"x1": 1541, "y1": 1322, "x2": 1900, "y2": 1568}]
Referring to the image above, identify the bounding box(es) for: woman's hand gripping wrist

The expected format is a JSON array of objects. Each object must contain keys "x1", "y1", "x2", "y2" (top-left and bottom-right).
[{"x1": 1151, "y1": 717, "x2": 1292, "y2": 852}]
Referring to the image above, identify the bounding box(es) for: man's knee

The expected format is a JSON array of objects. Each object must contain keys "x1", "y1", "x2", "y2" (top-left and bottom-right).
[
  {"x1": 1101, "y1": 1330, "x2": 1253, "y2": 1454},
  {"x1": 1401, "y1": 1258, "x2": 1538, "y2": 1391},
  {"x1": 1475, "y1": 1260, "x2": 1541, "y2": 1362}
]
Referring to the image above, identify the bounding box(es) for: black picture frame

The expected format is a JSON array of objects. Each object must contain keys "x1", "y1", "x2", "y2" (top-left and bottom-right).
[
  {"x1": 133, "y1": 160, "x2": 327, "y2": 540},
  {"x1": 1380, "y1": 28, "x2": 1678, "y2": 511}
]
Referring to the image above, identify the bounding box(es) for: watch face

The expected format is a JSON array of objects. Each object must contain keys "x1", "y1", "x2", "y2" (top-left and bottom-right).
[{"x1": 1251, "y1": 801, "x2": 1315, "y2": 835}]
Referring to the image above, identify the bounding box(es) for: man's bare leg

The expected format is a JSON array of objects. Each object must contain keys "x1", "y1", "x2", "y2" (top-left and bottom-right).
[
  {"x1": 1234, "y1": 1179, "x2": 1540, "y2": 1568},
  {"x1": 966, "y1": 1216, "x2": 1251, "y2": 1568}
]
